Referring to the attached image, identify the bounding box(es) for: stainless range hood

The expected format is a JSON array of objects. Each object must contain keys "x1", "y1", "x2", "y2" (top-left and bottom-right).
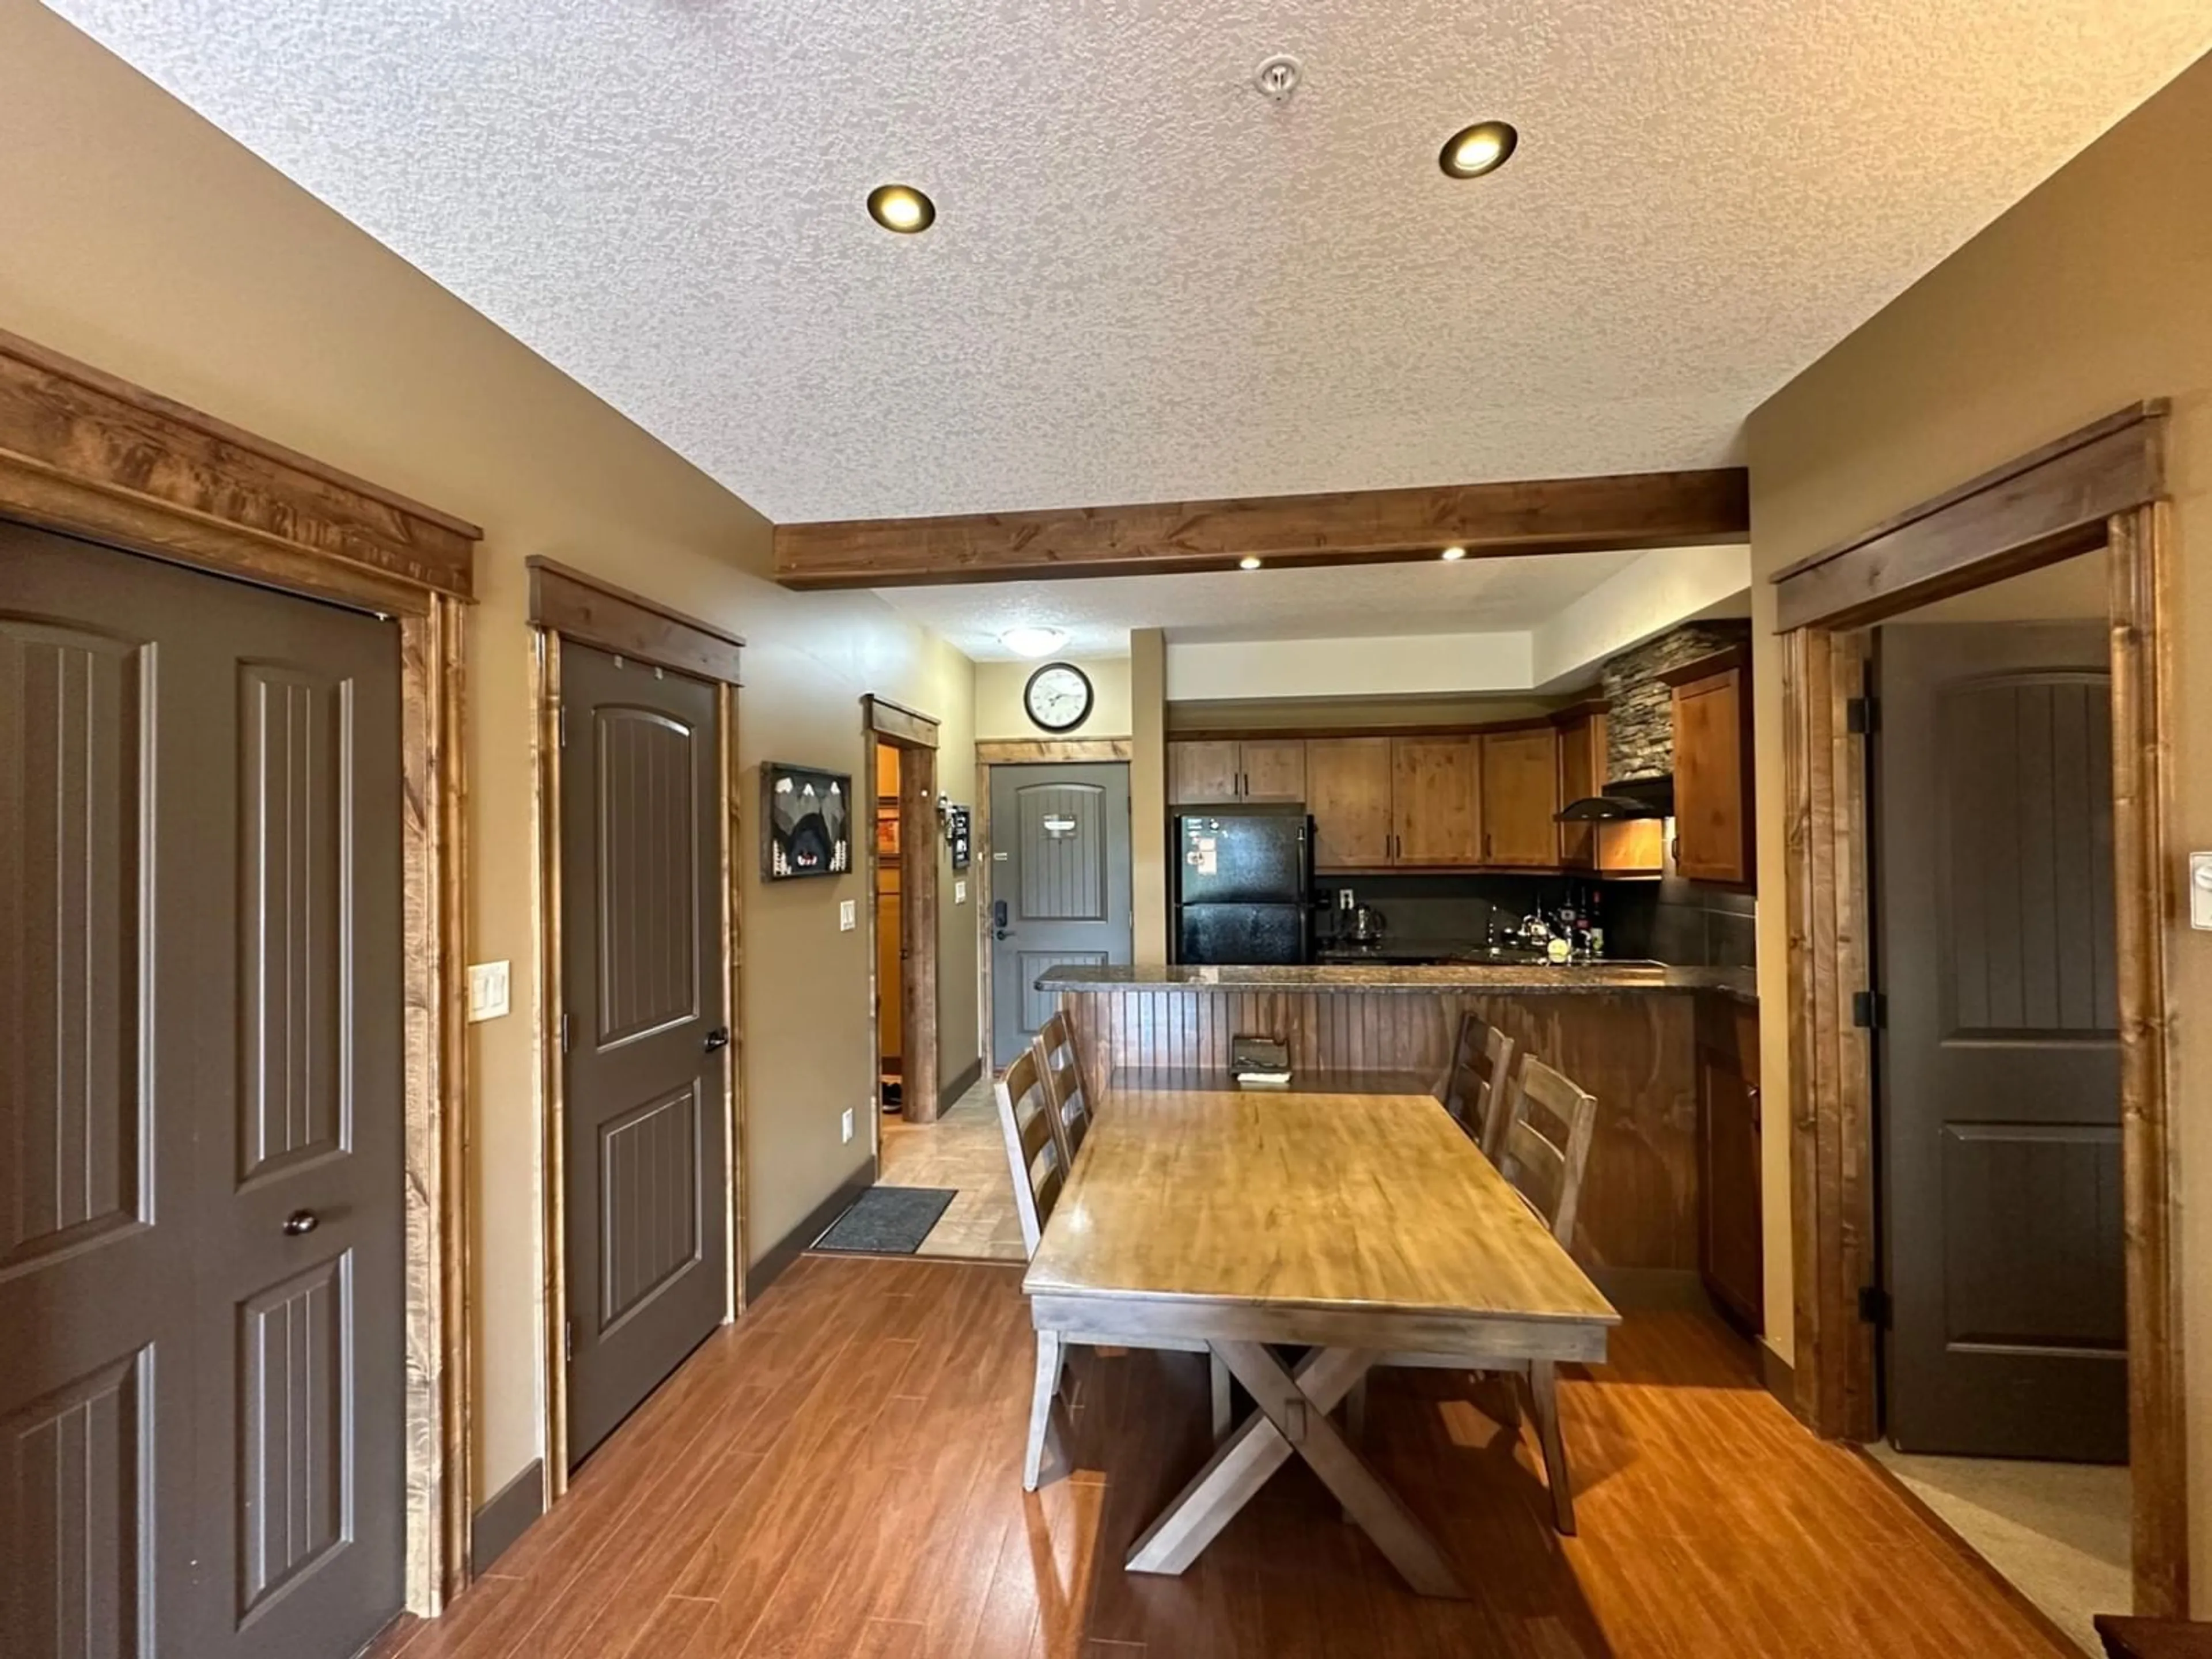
[{"x1": 1556, "y1": 776, "x2": 1674, "y2": 822}]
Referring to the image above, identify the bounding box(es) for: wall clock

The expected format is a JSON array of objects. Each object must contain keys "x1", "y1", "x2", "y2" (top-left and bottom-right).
[{"x1": 1024, "y1": 661, "x2": 1093, "y2": 733}]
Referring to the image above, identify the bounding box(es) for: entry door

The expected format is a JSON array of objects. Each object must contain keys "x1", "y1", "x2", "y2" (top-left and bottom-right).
[
  {"x1": 560, "y1": 643, "x2": 728, "y2": 1465},
  {"x1": 0, "y1": 524, "x2": 406, "y2": 1658},
  {"x1": 1874, "y1": 622, "x2": 2124, "y2": 1460},
  {"x1": 989, "y1": 763, "x2": 1131, "y2": 1068}
]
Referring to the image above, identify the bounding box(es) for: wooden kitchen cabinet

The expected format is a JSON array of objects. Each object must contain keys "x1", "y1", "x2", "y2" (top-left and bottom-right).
[
  {"x1": 1555, "y1": 708, "x2": 1603, "y2": 869},
  {"x1": 1306, "y1": 737, "x2": 1396, "y2": 870},
  {"x1": 1390, "y1": 737, "x2": 1482, "y2": 866},
  {"x1": 1697, "y1": 996, "x2": 1763, "y2": 1334},
  {"x1": 1171, "y1": 737, "x2": 1306, "y2": 805},
  {"x1": 1480, "y1": 728, "x2": 1560, "y2": 866},
  {"x1": 1238, "y1": 738, "x2": 1308, "y2": 802},
  {"x1": 1666, "y1": 650, "x2": 1756, "y2": 884}
]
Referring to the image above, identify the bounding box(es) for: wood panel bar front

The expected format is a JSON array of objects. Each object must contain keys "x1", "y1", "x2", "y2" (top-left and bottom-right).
[{"x1": 1056, "y1": 984, "x2": 1705, "y2": 1272}]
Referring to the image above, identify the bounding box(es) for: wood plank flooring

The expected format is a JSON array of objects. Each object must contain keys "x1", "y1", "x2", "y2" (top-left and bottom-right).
[{"x1": 372, "y1": 1255, "x2": 2073, "y2": 1659}]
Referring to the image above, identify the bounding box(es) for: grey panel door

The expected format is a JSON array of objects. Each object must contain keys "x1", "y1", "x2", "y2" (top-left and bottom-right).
[
  {"x1": 560, "y1": 643, "x2": 727, "y2": 1465},
  {"x1": 1874, "y1": 622, "x2": 2124, "y2": 1461},
  {"x1": 0, "y1": 523, "x2": 405, "y2": 1658},
  {"x1": 989, "y1": 764, "x2": 1131, "y2": 1068}
]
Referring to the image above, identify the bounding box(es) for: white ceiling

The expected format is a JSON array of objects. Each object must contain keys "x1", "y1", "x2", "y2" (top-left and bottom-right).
[
  {"x1": 880, "y1": 548, "x2": 1649, "y2": 660},
  {"x1": 44, "y1": 2, "x2": 2212, "y2": 524}
]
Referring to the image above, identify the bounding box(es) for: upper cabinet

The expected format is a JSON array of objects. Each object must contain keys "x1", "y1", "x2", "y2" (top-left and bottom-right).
[
  {"x1": 1391, "y1": 737, "x2": 1484, "y2": 866},
  {"x1": 1305, "y1": 737, "x2": 1396, "y2": 869},
  {"x1": 1169, "y1": 738, "x2": 1306, "y2": 804},
  {"x1": 1665, "y1": 649, "x2": 1756, "y2": 885},
  {"x1": 1479, "y1": 729, "x2": 1559, "y2": 867},
  {"x1": 1554, "y1": 707, "x2": 1603, "y2": 870}
]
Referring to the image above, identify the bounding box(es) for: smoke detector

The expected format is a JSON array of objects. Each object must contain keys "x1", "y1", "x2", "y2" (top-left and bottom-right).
[{"x1": 1253, "y1": 55, "x2": 1302, "y2": 102}]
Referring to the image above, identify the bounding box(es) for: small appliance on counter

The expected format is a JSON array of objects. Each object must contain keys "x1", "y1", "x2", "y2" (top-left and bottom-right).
[
  {"x1": 1174, "y1": 805, "x2": 1312, "y2": 965},
  {"x1": 1230, "y1": 1035, "x2": 1293, "y2": 1089},
  {"x1": 1345, "y1": 902, "x2": 1388, "y2": 946}
]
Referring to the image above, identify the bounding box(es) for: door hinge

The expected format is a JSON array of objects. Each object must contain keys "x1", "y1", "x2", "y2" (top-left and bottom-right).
[
  {"x1": 563, "y1": 1319, "x2": 574, "y2": 1364},
  {"x1": 1858, "y1": 1286, "x2": 1892, "y2": 1329},
  {"x1": 558, "y1": 705, "x2": 570, "y2": 749},
  {"x1": 1846, "y1": 695, "x2": 1879, "y2": 735},
  {"x1": 1851, "y1": 990, "x2": 1887, "y2": 1029},
  {"x1": 560, "y1": 1012, "x2": 574, "y2": 1053}
]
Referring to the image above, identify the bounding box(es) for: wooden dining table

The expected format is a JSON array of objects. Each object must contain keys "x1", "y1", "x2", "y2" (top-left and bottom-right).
[{"x1": 1020, "y1": 1071, "x2": 1619, "y2": 1598}]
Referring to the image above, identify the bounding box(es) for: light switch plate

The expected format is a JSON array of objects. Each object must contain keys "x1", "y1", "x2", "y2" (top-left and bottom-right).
[
  {"x1": 841, "y1": 1107, "x2": 855, "y2": 1144},
  {"x1": 2191, "y1": 851, "x2": 2212, "y2": 930},
  {"x1": 955, "y1": 879, "x2": 968, "y2": 904},
  {"x1": 839, "y1": 899, "x2": 857, "y2": 931},
  {"x1": 467, "y1": 960, "x2": 510, "y2": 1022}
]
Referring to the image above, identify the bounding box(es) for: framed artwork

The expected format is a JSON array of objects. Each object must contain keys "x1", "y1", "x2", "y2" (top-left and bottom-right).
[{"x1": 764, "y1": 763, "x2": 852, "y2": 879}]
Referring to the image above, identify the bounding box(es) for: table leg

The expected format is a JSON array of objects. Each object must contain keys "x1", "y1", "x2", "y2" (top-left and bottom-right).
[
  {"x1": 1527, "y1": 1358, "x2": 1575, "y2": 1535},
  {"x1": 1126, "y1": 1346, "x2": 1369, "y2": 1576},
  {"x1": 1023, "y1": 1330, "x2": 1065, "y2": 1491},
  {"x1": 1213, "y1": 1342, "x2": 1467, "y2": 1600}
]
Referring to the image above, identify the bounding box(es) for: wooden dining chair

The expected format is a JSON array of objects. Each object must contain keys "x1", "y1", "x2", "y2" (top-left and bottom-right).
[
  {"x1": 1033, "y1": 1010, "x2": 1092, "y2": 1168},
  {"x1": 998, "y1": 1047, "x2": 1231, "y2": 1490},
  {"x1": 1366, "y1": 1054, "x2": 1603, "y2": 1533},
  {"x1": 1438, "y1": 1009, "x2": 1518, "y2": 1158}
]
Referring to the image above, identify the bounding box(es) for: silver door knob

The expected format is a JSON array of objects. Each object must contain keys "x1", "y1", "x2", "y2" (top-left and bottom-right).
[{"x1": 283, "y1": 1210, "x2": 319, "y2": 1237}]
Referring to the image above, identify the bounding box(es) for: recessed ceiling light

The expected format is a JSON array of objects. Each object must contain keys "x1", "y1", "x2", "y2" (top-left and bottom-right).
[
  {"x1": 1439, "y1": 121, "x2": 1518, "y2": 179},
  {"x1": 1441, "y1": 546, "x2": 1468, "y2": 561},
  {"x1": 867, "y1": 184, "x2": 935, "y2": 234},
  {"x1": 1238, "y1": 556, "x2": 1263, "y2": 571},
  {"x1": 999, "y1": 626, "x2": 1067, "y2": 658}
]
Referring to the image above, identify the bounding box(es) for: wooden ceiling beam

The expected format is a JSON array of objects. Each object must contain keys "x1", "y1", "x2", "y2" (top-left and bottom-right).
[{"x1": 772, "y1": 467, "x2": 1749, "y2": 589}]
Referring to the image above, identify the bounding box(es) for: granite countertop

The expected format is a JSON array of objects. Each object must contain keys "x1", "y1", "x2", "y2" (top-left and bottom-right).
[{"x1": 1038, "y1": 962, "x2": 1759, "y2": 1001}]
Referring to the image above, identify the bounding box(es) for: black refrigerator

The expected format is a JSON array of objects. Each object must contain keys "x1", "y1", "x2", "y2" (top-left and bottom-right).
[{"x1": 1173, "y1": 805, "x2": 1312, "y2": 965}]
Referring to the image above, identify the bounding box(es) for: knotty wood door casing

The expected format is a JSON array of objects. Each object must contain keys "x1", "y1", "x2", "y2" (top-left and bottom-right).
[
  {"x1": 1391, "y1": 737, "x2": 1482, "y2": 866},
  {"x1": 1480, "y1": 729, "x2": 1562, "y2": 867},
  {"x1": 1306, "y1": 737, "x2": 1396, "y2": 870}
]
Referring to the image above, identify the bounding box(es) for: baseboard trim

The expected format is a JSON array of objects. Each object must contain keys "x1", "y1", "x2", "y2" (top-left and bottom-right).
[
  {"x1": 938, "y1": 1055, "x2": 984, "y2": 1113},
  {"x1": 470, "y1": 1458, "x2": 544, "y2": 1575},
  {"x1": 1587, "y1": 1267, "x2": 1713, "y2": 1314},
  {"x1": 745, "y1": 1167, "x2": 873, "y2": 1305},
  {"x1": 1758, "y1": 1340, "x2": 1797, "y2": 1413}
]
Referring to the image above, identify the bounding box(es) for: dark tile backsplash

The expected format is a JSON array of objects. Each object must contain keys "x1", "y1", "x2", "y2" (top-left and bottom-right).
[
  {"x1": 1600, "y1": 853, "x2": 1758, "y2": 969},
  {"x1": 1312, "y1": 873, "x2": 1601, "y2": 949}
]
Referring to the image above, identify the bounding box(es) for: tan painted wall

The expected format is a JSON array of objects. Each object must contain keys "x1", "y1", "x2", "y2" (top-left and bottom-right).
[
  {"x1": 1746, "y1": 48, "x2": 2212, "y2": 1592},
  {"x1": 975, "y1": 654, "x2": 1132, "y2": 740},
  {"x1": 0, "y1": 3, "x2": 978, "y2": 1498}
]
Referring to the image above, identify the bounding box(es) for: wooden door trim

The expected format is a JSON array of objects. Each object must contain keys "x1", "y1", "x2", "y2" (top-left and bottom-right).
[
  {"x1": 525, "y1": 556, "x2": 744, "y2": 683},
  {"x1": 1776, "y1": 410, "x2": 2184, "y2": 1613},
  {"x1": 865, "y1": 703, "x2": 946, "y2": 1123},
  {"x1": 530, "y1": 612, "x2": 748, "y2": 1505},
  {"x1": 863, "y1": 694, "x2": 941, "y2": 748},
  {"x1": 0, "y1": 329, "x2": 477, "y2": 1614},
  {"x1": 976, "y1": 737, "x2": 1132, "y2": 764},
  {"x1": 1771, "y1": 402, "x2": 2164, "y2": 632}
]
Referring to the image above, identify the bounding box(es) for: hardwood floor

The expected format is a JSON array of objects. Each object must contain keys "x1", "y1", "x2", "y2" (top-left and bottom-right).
[{"x1": 372, "y1": 1255, "x2": 2073, "y2": 1659}]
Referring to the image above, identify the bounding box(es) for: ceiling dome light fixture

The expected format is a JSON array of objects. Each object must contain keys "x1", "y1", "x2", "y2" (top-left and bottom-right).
[
  {"x1": 999, "y1": 626, "x2": 1068, "y2": 658},
  {"x1": 1441, "y1": 545, "x2": 1468, "y2": 561},
  {"x1": 1238, "y1": 556, "x2": 1263, "y2": 571},
  {"x1": 1439, "y1": 120, "x2": 1518, "y2": 179},
  {"x1": 867, "y1": 184, "x2": 935, "y2": 233}
]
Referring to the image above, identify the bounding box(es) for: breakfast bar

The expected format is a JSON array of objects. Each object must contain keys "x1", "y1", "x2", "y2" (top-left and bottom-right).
[{"x1": 1036, "y1": 961, "x2": 1757, "y2": 1278}]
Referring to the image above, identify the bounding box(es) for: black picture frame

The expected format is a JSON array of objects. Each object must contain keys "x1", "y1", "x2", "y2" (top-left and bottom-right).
[{"x1": 763, "y1": 762, "x2": 852, "y2": 880}]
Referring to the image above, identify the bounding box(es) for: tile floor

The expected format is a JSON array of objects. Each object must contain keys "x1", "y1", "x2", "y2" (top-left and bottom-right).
[
  {"x1": 876, "y1": 1077, "x2": 1028, "y2": 1262},
  {"x1": 1866, "y1": 1443, "x2": 2130, "y2": 1654}
]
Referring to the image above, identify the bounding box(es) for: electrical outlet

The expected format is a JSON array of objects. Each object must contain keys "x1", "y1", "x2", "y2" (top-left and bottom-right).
[
  {"x1": 955, "y1": 878, "x2": 968, "y2": 905},
  {"x1": 2192, "y1": 851, "x2": 2212, "y2": 930},
  {"x1": 466, "y1": 960, "x2": 510, "y2": 1022},
  {"x1": 839, "y1": 899, "x2": 856, "y2": 931},
  {"x1": 841, "y1": 1107, "x2": 855, "y2": 1144},
  {"x1": 1338, "y1": 888, "x2": 1355, "y2": 911}
]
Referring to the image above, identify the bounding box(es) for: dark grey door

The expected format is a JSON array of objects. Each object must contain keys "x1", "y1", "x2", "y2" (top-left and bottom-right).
[
  {"x1": 560, "y1": 643, "x2": 727, "y2": 1465},
  {"x1": 1874, "y1": 622, "x2": 2124, "y2": 1461},
  {"x1": 989, "y1": 763, "x2": 1132, "y2": 1068},
  {"x1": 1, "y1": 523, "x2": 405, "y2": 1658}
]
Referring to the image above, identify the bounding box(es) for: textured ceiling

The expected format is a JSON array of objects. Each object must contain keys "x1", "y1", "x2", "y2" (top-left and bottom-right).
[
  {"x1": 44, "y1": 1, "x2": 2212, "y2": 523},
  {"x1": 878, "y1": 548, "x2": 1650, "y2": 660}
]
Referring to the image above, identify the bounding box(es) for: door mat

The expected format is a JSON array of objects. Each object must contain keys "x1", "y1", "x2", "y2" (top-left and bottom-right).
[{"x1": 811, "y1": 1185, "x2": 957, "y2": 1255}]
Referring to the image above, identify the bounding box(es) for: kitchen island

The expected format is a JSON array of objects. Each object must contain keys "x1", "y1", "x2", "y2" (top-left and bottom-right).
[{"x1": 1036, "y1": 961, "x2": 1758, "y2": 1286}]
